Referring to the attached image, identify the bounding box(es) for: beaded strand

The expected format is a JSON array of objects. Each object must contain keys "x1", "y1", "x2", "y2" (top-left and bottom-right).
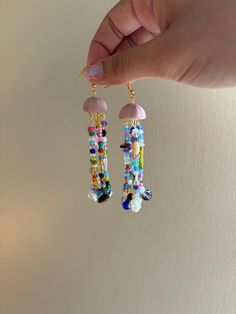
[
  {"x1": 121, "y1": 120, "x2": 146, "y2": 212},
  {"x1": 87, "y1": 111, "x2": 112, "y2": 203}
]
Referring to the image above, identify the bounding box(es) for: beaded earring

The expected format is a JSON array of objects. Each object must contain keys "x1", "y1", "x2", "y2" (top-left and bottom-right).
[
  {"x1": 83, "y1": 83, "x2": 112, "y2": 203},
  {"x1": 119, "y1": 83, "x2": 152, "y2": 213}
]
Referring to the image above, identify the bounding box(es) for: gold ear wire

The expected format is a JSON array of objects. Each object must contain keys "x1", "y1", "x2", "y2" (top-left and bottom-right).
[
  {"x1": 73, "y1": 66, "x2": 86, "y2": 81},
  {"x1": 91, "y1": 83, "x2": 97, "y2": 96},
  {"x1": 71, "y1": 68, "x2": 97, "y2": 98},
  {"x1": 127, "y1": 82, "x2": 136, "y2": 103}
]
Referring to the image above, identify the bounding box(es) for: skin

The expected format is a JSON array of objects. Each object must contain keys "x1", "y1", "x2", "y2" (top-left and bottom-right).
[{"x1": 85, "y1": 0, "x2": 236, "y2": 88}]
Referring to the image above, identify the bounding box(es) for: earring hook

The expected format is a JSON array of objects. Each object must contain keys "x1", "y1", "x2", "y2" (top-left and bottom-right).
[
  {"x1": 72, "y1": 66, "x2": 86, "y2": 82},
  {"x1": 127, "y1": 82, "x2": 136, "y2": 103},
  {"x1": 91, "y1": 83, "x2": 97, "y2": 96}
]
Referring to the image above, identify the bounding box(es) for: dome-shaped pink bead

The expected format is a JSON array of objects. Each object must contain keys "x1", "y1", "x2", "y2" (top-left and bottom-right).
[
  {"x1": 119, "y1": 103, "x2": 146, "y2": 120},
  {"x1": 83, "y1": 96, "x2": 108, "y2": 113}
]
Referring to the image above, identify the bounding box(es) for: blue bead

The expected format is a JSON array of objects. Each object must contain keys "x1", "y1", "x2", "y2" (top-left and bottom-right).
[
  {"x1": 122, "y1": 199, "x2": 131, "y2": 210},
  {"x1": 96, "y1": 190, "x2": 102, "y2": 198}
]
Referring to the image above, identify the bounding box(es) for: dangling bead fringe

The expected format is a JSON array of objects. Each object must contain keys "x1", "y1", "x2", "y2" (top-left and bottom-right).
[
  {"x1": 84, "y1": 96, "x2": 112, "y2": 203},
  {"x1": 119, "y1": 100, "x2": 152, "y2": 213},
  {"x1": 120, "y1": 119, "x2": 151, "y2": 212}
]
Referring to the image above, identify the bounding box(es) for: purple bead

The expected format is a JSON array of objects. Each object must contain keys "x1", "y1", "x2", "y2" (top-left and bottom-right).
[
  {"x1": 90, "y1": 148, "x2": 96, "y2": 154},
  {"x1": 123, "y1": 148, "x2": 130, "y2": 152},
  {"x1": 101, "y1": 120, "x2": 107, "y2": 127}
]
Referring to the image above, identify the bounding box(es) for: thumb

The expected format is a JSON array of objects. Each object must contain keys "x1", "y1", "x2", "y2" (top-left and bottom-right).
[{"x1": 83, "y1": 29, "x2": 185, "y2": 85}]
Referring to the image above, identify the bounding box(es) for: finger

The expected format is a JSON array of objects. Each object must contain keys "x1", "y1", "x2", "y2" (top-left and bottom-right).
[
  {"x1": 115, "y1": 27, "x2": 156, "y2": 52},
  {"x1": 87, "y1": 0, "x2": 142, "y2": 65},
  {"x1": 84, "y1": 26, "x2": 196, "y2": 85}
]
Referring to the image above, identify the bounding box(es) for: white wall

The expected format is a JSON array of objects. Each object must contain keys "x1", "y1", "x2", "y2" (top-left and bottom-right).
[{"x1": 1, "y1": 1, "x2": 236, "y2": 314}]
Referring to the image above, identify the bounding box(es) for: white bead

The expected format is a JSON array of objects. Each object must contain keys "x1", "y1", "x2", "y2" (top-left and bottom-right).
[
  {"x1": 124, "y1": 157, "x2": 130, "y2": 164},
  {"x1": 130, "y1": 196, "x2": 142, "y2": 213},
  {"x1": 88, "y1": 191, "x2": 97, "y2": 202},
  {"x1": 132, "y1": 129, "x2": 139, "y2": 137},
  {"x1": 131, "y1": 202, "x2": 142, "y2": 213}
]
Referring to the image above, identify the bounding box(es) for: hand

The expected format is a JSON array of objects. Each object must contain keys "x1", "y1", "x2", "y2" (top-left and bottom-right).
[{"x1": 84, "y1": 0, "x2": 236, "y2": 88}]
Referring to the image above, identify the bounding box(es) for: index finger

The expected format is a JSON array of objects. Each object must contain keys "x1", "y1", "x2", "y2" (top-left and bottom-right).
[{"x1": 87, "y1": 0, "x2": 141, "y2": 65}]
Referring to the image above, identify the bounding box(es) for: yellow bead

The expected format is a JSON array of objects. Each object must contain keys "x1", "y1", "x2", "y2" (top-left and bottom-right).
[
  {"x1": 132, "y1": 141, "x2": 140, "y2": 155},
  {"x1": 139, "y1": 146, "x2": 144, "y2": 169}
]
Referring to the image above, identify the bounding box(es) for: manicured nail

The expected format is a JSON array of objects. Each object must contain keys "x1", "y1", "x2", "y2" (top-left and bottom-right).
[{"x1": 84, "y1": 63, "x2": 104, "y2": 79}]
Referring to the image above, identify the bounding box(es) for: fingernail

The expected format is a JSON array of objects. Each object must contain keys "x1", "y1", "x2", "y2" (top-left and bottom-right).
[{"x1": 84, "y1": 63, "x2": 104, "y2": 79}]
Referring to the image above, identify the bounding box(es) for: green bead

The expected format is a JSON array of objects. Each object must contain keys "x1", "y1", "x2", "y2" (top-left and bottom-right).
[
  {"x1": 139, "y1": 146, "x2": 144, "y2": 169},
  {"x1": 106, "y1": 183, "x2": 111, "y2": 190}
]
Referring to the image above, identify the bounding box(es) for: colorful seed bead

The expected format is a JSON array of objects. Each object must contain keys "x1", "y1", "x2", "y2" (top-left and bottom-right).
[
  {"x1": 85, "y1": 112, "x2": 112, "y2": 202},
  {"x1": 120, "y1": 120, "x2": 151, "y2": 212},
  {"x1": 101, "y1": 120, "x2": 107, "y2": 127}
]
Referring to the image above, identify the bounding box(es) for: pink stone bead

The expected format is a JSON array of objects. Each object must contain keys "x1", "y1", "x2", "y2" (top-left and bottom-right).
[
  {"x1": 119, "y1": 103, "x2": 146, "y2": 120},
  {"x1": 83, "y1": 96, "x2": 108, "y2": 113},
  {"x1": 104, "y1": 158, "x2": 108, "y2": 170},
  {"x1": 98, "y1": 128, "x2": 102, "y2": 133}
]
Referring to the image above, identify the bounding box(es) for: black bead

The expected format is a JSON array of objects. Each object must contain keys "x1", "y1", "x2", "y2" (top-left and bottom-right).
[
  {"x1": 120, "y1": 143, "x2": 131, "y2": 149},
  {"x1": 97, "y1": 193, "x2": 110, "y2": 203},
  {"x1": 127, "y1": 193, "x2": 133, "y2": 200},
  {"x1": 130, "y1": 127, "x2": 135, "y2": 134},
  {"x1": 102, "y1": 129, "x2": 107, "y2": 137},
  {"x1": 141, "y1": 189, "x2": 152, "y2": 201}
]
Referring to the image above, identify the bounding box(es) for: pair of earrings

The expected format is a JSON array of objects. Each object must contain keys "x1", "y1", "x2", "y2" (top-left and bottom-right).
[{"x1": 83, "y1": 82, "x2": 152, "y2": 213}]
